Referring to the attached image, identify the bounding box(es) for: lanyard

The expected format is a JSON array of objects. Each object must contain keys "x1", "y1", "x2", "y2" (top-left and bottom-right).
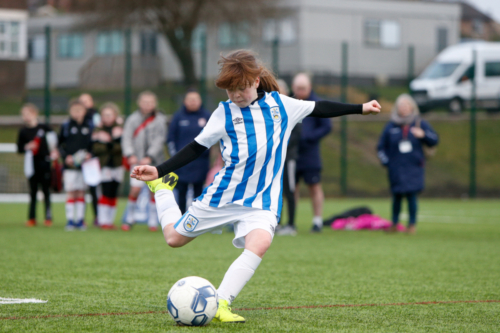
[{"x1": 402, "y1": 125, "x2": 410, "y2": 140}]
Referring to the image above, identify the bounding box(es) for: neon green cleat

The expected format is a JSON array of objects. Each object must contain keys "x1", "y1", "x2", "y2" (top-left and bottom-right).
[
  {"x1": 146, "y1": 173, "x2": 179, "y2": 193},
  {"x1": 213, "y1": 299, "x2": 245, "y2": 323}
]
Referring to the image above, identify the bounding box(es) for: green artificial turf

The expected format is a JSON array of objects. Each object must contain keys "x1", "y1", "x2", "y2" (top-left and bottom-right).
[{"x1": 0, "y1": 198, "x2": 499, "y2": 332}]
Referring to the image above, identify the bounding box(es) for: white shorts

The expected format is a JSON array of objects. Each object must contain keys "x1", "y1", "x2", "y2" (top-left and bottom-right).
[
  {"x1": 174, "y1": 201, "x2": 278, "y2": 249},
  {"x1": 101, "y1": 166, "x2": 124, "y2": 183},
  {"x1": 63, "y1": 169, "x2": 87, "y2": 192}
]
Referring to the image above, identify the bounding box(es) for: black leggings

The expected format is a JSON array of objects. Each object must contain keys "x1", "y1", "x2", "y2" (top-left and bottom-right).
[
  {"x1": 176, "y1": 181, "x2": 204, "y2": 214},
  {"x1": 282, "y1": 159, "x2": 296, "y2": 226},
  {"x1": 28, "y1": 164, "x2": 52, "y2": 220},
  {"x1": 392, "y1": 192, "x2": 418, "y2": 226},
  {"x1": 89, "y1": 185, "x2": 98, "y2": 219},
  {"x1": 101, "y1": 181, "x2": 120, "y2": 198}
]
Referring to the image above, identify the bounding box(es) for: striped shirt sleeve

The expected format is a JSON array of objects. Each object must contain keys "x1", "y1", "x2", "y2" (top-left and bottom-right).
[
  {"x1": 194, "y1": 105, "x2": 226, "y2": 149},
  {"x1": 278, "y1": 94, "x2": 316, "y2": 126}
]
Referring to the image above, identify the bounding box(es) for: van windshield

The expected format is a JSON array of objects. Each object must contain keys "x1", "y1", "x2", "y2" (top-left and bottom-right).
[{"x1": 419, "y1": 62, "x2": 460, "y2": 79}]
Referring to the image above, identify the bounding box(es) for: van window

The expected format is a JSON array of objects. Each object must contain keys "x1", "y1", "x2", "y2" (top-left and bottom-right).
[
  {"x1": 419, "y1": 62, "x2": 460, "y2": 79},
  {"x1": 485, "y1": 62, "x2": 500, "y2": 77},
  {"x1": 457, "y1": 65, "x2": 475, "y2": 83}
]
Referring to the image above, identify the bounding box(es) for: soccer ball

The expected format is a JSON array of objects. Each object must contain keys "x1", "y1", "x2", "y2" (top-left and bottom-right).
[{"x1": 167, "y1": 276, "x2": 218, "y2": 326}]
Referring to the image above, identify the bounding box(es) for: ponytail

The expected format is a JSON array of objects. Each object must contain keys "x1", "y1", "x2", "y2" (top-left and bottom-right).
[{"x1": 215, "y1": 49, "x2": 279, "y2": 93}]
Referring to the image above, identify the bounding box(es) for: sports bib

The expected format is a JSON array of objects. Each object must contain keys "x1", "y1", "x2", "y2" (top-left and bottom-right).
[{"x1": 399, "y1": 140, "x2": 413, "y2": 154}]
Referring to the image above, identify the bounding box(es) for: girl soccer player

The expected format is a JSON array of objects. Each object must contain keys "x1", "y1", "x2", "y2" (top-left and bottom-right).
[
  {"x1": 91, "y1": 103, "x2": 124, "y2": 229},
  {"x1": 132, "y1": 50, "x2": 381, "y2": 323}
]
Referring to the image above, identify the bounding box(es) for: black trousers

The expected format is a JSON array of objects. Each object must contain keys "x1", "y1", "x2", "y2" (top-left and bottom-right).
[
  {"x1": 282, "y1": 159, "x2": 297, "y2": 226},
  {"x1": 176, "y1": 181, "x2": 204, "y2": 214},
  {"x1": 28, "y1": 162, "x2": 52, "y2": 220},
  {"x1": 89, "y1": 185, "x2": 98, "y2": 219}
]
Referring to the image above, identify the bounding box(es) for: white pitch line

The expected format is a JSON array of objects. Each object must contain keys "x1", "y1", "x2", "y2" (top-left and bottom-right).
[{"x1": 0, "y1": 298, "x2": 47, "y2": 304}]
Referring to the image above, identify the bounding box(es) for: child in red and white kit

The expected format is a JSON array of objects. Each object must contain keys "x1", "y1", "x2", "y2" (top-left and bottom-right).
[
  {"x1": 58, "y1": 100, "x2": 92, "y2": 231},
  {"x1": 91, "y1": 103, "x2": 124, "y2": 229}
]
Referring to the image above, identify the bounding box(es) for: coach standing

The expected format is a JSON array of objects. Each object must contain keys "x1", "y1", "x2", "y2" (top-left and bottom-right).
[
  {"x1": 292, "y1": 73, "x2": 332, "y2": 233},
  {"x1": 167, "y1": 90, "x2": 210, "y2": 213},
  {"x1": 377, "y1": 94, "x2": 439, "y2": 234}
]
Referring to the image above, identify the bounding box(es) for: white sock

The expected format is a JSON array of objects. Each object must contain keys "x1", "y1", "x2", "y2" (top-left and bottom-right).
[
  {"x1": 148, "y1": 199, "x2": 158, "y2": 228},
  {"x1": 108, "y1": 204, "x2": 117, "y2": 226},
  {"x1": 217, "y1": 249, "x2": 262, "y2": 304},
  {"x1": 155, "y1": 189, "x2": 182, "y2": 230},
  {"x1": 313, "y1": 216, "x2": 323, "y2": 227},
  {"x1": 65, "y1": 199, "x2": 75, "y2": 221},
  {"x1": 75, "y1": 198, "x2": 85, "y2": 222},
  {"x1": 98, "y1": 203, "x2": 109, "y2": 225},
  {"x1": 125, "y1": 198, "x2": 137, "y2": 224}
]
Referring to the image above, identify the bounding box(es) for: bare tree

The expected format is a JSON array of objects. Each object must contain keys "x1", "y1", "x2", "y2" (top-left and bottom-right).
[{"x1": 71, "y1": 0, "x2": 280, "y2": 86}]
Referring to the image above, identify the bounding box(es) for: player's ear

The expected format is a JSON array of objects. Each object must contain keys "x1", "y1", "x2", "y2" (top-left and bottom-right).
[{"x1": 255, "y1": 77, "x2": 260, "y2": 89}]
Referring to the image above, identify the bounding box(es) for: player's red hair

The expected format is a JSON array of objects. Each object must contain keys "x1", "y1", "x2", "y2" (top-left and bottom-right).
[{"x1": 215, "y1": 49, "x2": 279, "y2": 93}]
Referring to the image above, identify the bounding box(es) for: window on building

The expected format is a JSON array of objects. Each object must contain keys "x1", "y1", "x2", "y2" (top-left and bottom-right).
[
  {"x1": 28, "y1": 34, "x2": 45, "y2": 60},
  {"x1": 485, "y1": 62, "x2": 500, "y2": 77},
  {"x1": 262, "y1": 18, "x2": 296, "y2": 44},
  {"x1": 437, "y1": 28, "x2": 448, "y2": 53},
  {"x1": 191, "y1": 24, "x2": 207, "y2": 51},
  {"x1": 140, "y1": 31, "x2": 157, "y2": 55},
  {"x1": 365, "y1": 19, "x2": 400, "y2": 48},
  {"x1": 96, "y1": 31, "x2": 123, "y2": 55},
  {"x1": 218, "y1": 22, "x2": 250, "y2": 48},
  {"x1": 58, "y1": 33, "x2": 83, "y2": 58},
  {"x1": 472, "y1": 19, "x2": 484, "y2": 35},
  {"x1": 0, "y1": 20, "x2": 24, "y2": 58}
]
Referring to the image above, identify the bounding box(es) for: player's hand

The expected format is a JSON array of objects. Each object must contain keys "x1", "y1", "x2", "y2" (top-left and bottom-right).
[
  {"x1": 65, "y1": 155, "x2": 74, "y2": 167},
  {"x1": 131, "y1": 165, "x2": 158, "y2": 181},
  {"x1": 112, "y1": 126, "x2": 123, "y2": 138},
  {"x1": 362, "y1": 100, "x2": 381, "y2": 115},
  {"x1": 24, "y1": 141, "x2": 38, "y2": 151},
  {"x1": 140, "y1": 157, "x2": 152, "y2": 165},
  {"x1": 128, "y1": 155, "x2": 138, "y2": 166},
  {"x1": 410, "y1": 127, "x2": 425, "y2": 138}
]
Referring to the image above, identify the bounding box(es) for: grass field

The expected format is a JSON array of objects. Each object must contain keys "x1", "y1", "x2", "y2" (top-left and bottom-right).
[{"x1": 1, "y1": 198, "x2": 499, "y2": 332}]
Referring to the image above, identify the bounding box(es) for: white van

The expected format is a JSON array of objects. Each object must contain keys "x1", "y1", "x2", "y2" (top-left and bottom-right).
[{"x1": 410, "y1": 42, "x2": 500, "y2": 113}]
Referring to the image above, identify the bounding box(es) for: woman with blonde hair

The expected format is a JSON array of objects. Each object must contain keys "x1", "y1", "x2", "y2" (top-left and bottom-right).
[
  {"x1": 132, "y1": 49, "x2": 381, "y2": 322},
  {"x1": 377, "y1": 94, "x2": 439, "y2": 234}
]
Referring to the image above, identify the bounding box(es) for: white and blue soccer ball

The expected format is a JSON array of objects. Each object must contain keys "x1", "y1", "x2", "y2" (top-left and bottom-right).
[{"x1": 167, "y1": 276, "x2": 218, "y2": 326}]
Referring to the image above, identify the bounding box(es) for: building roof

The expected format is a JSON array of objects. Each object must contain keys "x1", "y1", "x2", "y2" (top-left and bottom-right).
[{"x1": 461, "y1": 2, "x2": 493, "y2": 22}]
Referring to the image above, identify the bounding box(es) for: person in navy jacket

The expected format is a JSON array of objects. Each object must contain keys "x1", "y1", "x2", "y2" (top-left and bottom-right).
[
  {"x1": 292, "y1": 73, "x2": 332, "y2": 232},
  {"x1": 377, "y1": 94, "x2": 439, "y2": 234},
  {"x1": 167, "y1": 90, "x2": 211, "y2": 213}
]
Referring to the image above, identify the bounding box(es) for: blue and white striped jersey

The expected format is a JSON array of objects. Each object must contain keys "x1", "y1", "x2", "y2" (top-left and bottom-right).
[{"x1": 195, "y1": 91, "x2": 315, "y2": 217}]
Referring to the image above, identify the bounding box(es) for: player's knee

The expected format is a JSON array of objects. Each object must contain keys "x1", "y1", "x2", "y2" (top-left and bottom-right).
[
  {"x1": 164, "y1": 233, "x2": 185, "y2": 248},
  {"x1": 249, "y1": 239, "x2": 272, "y2": 258}
]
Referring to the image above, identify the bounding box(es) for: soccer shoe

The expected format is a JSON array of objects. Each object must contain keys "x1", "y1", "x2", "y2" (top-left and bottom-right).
[
  {"x1": 100, "y1": 224, "x2": 116, "y2": 230},
  {"x1": 149, "y1": 226, "x2": 158, "y2": 232},
  {"x1": 407, "y1": 225, "x2": 416, "y2": 235},
  {"x1": 75, "y1": 220, "x2": 87, "y2": 231},
  {"x1": 121, "y1": 223, "x2": 131, "y2": 231},
  {"x1": 213, "y1": 299, "x2": 245, "y2": 323},
  {"x1": 310, "y1": 224, "x2": 322, "y2": 233},
  {"x1": 44, "y1": 219, "x2": 52, "y2": 227},
  {"x1": 276, "y1": 225, "x2": 297, "y2": 236},
  {"x1": 65, "y1": 220, "x2": 76, "y2": 231},
  {"x1": 146, "y1": 173, "x2": 179, "y2": 193},
  {"x1": 25, "y1": 219, "x2": 36, "y2": 227}
]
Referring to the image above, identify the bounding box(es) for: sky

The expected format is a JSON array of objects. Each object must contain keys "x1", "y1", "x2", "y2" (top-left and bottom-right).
[{"x1": 466, "y1": 0, "x2": 500, "y2": 22}]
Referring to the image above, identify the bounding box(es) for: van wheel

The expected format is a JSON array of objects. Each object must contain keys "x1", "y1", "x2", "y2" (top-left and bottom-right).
[{"x1": 448, "y1": 98, "x2": 463, "y2": 114}]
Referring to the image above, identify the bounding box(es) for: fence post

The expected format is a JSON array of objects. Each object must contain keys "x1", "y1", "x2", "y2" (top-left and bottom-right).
[
  {"x1": 272, "y1": 37, "x2": 279, "y2": 76},
  {"x1": 124, "y1": 28, "x2": 132, "y2": 117},
  {"x1": 44, "y1": 25, "x2": 51, "y2": 124},
  {"x1": 340, "y1": 41, "x2": 348, "y2": 195},
  {"x1": 200, "y1": 29, "x2": 207, "y2": 105},
  {"x1": 469, "y1": 49, "x2": 477, "y2": 198},
  {"x1": 407, "y1": 45, "x2": 415, "y2": 89}
]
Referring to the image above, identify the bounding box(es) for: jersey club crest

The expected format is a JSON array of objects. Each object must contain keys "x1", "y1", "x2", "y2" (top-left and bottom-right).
[{"x1": 270, "y1": 107, "x2": 281, "y2": 123}]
